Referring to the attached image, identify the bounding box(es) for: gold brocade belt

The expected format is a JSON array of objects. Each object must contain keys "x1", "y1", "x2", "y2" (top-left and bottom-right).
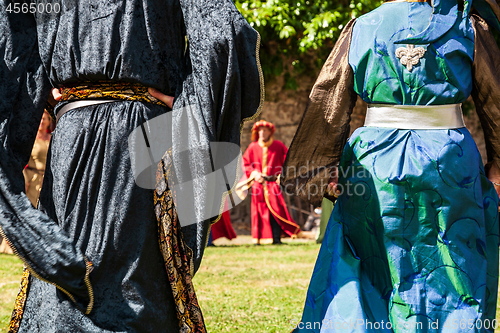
[
  {"x1": 54, "y1": 81, "x2": 168, "y2": 122},
  {"x1": 59, "y1": 81, "x2": 167, "y2": 106}
]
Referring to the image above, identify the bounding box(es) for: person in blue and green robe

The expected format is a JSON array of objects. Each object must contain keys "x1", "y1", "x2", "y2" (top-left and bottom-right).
[
  {"x1": 281, "y1": 0, "x2": 500, "y2": 331},
  {"x1": 0, "y1": 1, "x2": 263, "y2": 332}
]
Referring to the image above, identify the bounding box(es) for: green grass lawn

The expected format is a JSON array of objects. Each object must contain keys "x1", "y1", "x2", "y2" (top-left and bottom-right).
[
  {"x1": 196, "y1": 240, "x2": 319, "y2": 332},
  {"x1": 2, "y1": 240, "x2": 500, "y2": 332}
]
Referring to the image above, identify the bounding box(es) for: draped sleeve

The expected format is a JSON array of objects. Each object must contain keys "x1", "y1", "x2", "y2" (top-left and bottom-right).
[
  {"x1": 172, "y1": 0, "x2": 264, "y2": 273},
  {"x1": 471, "y1": 14, "x2": 500, "y2": 171},
  {"x1": 280, "y1": 19, "x2": 357, "y2": 207},
  {"x1": 0, "y1": 2, "x2": 93, "y2": 313},
  {"x1": 177, "y1": 0, "x2": 263, "y2": 142}
]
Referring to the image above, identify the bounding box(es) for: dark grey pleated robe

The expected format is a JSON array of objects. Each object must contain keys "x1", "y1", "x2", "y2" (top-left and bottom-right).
[{"x1": 0, "y1": 0, "x2": 263, "y2": 331}]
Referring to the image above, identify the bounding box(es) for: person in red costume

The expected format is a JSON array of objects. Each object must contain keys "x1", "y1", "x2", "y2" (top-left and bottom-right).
[{"x1": 242, "y1": 120, "x2": 300, "y2": 244}]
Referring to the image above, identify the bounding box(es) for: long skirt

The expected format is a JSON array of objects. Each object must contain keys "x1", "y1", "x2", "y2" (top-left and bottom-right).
[
  {"x1": 18, "y1": 101, "x2": 179, "y2": 332},
  {"x1": 294, "y1": 127, "x2": 499, "y2": 333}
]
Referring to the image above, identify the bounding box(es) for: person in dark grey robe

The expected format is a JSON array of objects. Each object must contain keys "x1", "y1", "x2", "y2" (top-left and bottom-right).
[{"x1": 0, "y1": 0, "x2": 263, "y2": 332}]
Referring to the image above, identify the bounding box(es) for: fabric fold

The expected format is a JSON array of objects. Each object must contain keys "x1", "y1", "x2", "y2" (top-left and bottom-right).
[{"x1": 173, "y1": 0, "x2": 264, "y2": 271}]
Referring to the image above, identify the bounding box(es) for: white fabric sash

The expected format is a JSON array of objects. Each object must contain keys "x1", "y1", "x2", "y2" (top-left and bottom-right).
[
  {"x1": 56, "y1": 100, "x2": 115, "y2": 123},
  {"x1": 364, "y1": 104, "x2": 465, "y2": 129}
]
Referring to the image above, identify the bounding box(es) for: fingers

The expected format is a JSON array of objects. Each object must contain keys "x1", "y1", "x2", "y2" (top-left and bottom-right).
[
  {"x1": 326, "y1": 174, "x2": 341, "y2": 197},
  {"x1": 326, "y1": 182, "x2": 341, "y2": 198},
  {"x1": 148, "y1": 87, "x2": 174, "y2": 109},
  {"x1": 51, "y1": 88, "x2": 62, "y2": 101},
  {"x1": 47, "y1": 88, "x2": 62, "y2": 108}
]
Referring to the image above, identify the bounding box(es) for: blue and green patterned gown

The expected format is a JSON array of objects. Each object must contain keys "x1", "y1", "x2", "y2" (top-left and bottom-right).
[{"x1": 295, "y1": 2, "x2": 499, "y2": 332}]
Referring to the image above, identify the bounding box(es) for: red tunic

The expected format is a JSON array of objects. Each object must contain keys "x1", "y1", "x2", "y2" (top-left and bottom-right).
[
  {"x1": 211, "y1": 204, "x2": 237, "y2": 241},
  {"x1": 242, "y1": 139, "x2": 300, "y2": 243}
]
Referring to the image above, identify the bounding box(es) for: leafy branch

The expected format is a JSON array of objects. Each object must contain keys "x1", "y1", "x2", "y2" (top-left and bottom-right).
[{"x1": 236, "y1": 0, "x2": 383, "y2": 86}]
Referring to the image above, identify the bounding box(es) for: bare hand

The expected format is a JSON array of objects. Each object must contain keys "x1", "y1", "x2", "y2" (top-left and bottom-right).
[
  {"x1": 47, "y1": 88, "x2": 62, "y2": 108},
  {"x1": 52, "y1": 88, "x2": 62, "y2": 101},
  {"x1": 254, "y1": 172, "x2": 264, "y2": 184},
  {"x1": 148, "y1": 88, "x2": 174, "y2": 109}
]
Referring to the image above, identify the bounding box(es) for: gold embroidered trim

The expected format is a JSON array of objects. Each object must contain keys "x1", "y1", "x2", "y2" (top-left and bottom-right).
[
  {"x1": 83, "y1": 257, "x2": 94, "y2": 315},
  {"x1": 154, "y1": 155, "x2": 206, "y2": 333},
  {"x1": 7, "y1": 268, "x2": 30, "y2": 333},
  {"x1": 240, "y1": 32, "x2": 265, "y2": 131},
  {"x1": 258, "y1": 137, "x2": 274, "y2": 150},
  {"x1": 1, "y1": 224, "x2": 95, "y2": 329}
]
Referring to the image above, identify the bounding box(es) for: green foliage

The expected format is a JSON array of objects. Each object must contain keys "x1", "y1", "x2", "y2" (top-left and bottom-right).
[
  {"x1": 236, "y1": 0, "x2": 382, "y2": 53},
  {"x1": 235, "y1": 0, "x2": 383, "y2": 85}
]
